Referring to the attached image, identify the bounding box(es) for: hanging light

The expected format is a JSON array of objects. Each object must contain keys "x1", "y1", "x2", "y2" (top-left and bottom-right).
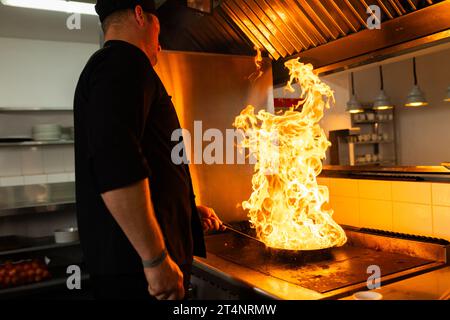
[
  {"x1": 346, "y1": 72, "x2": 364, "y2": 113},
  {"x1": 444, "y1": 86, "x2": 450, "y2": 102},
  {"x1": 405, "y1": 57, "x2": 428, "y2": 107},
  {"x1": 373, "y1": 65, "x2": 393, "y2": 110}
]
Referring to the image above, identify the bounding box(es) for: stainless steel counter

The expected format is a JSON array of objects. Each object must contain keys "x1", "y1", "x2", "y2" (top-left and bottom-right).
[
  {"x1": 194, "y1": 254, "x2": 450, "y2": 300},
  {"x1": 193, "y1": 253, "x2": 324, "y2": 300},
  {"x1": 340, "y1": 266, "x2": 450, "y2": 300},
  {"x1": 321, "y1": 165, "x2": 450, "y2": 183},
  {"x1": 0, "y1": 182, "x2": 75, "y2": 217},
  {"x1": 192, "y1": 228, "x2": 449, "y2": 300}
]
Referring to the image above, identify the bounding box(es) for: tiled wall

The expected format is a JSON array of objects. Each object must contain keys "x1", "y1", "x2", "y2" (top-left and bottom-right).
[
  {"x1": 317, "y1": 177, "x2": 450, "y2": 241},
  {"x1": 0, "y1": 146, "x2": 74, "y2": 187}
]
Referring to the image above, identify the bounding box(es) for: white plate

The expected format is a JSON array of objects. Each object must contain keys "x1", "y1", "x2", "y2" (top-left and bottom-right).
[{"x1": 353, "y1": 291, "x2": 383, "y2": 300}]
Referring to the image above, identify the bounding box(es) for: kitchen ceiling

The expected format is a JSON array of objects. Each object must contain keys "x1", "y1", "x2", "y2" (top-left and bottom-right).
[
  {"x1": 159, "y1": 0, "x2": 450, "y2": 83},
  {"x1": 159, "y1": 0, "x2": 448, "y2": 58},
  {"x1": 0, "y1": 0, "x2": 448, "y2": 80}
]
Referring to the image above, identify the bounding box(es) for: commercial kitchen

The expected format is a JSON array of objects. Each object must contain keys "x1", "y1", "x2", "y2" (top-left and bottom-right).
[{"x1": 0, "y1": 0, "x2": 450, "y2": 301}]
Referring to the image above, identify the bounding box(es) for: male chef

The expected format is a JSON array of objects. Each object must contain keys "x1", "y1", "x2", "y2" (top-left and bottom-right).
[{"x1": 74, "y1": 0, "x2": 223, "y2": 300}]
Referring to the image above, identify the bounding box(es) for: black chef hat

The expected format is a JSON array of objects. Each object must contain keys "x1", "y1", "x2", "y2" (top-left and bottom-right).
[{"x1": 95, "y1": 0, "x2": 157, "y2": 23}]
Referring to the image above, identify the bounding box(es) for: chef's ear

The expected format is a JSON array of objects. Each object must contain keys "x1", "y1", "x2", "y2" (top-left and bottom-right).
[{"x1": 133, "y1": 5, "x2": 146, "y2": 27}]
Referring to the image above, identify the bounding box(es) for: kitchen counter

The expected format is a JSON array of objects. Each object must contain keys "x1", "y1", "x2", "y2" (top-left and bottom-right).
[
  {"x1": 193, "y1": 252, "x2": 323, "y2": 300},
  {"x1": 0, "y1": 182, "x2": 75, "y2": 217},
  {"x1": 321, "y1": 165, "x2": 450, "y2": 183},
  {"x1": 340, "y1": 266, "x2": 450, "y2": 300},
  {"x1": 193, "y1": 254, "x2": 450, "y2": 300},
  {"x1": 192, "y1": 229, "x2": 450, "y2": 300}
]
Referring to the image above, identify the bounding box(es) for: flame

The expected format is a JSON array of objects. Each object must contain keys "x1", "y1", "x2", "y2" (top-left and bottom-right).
[
  {"x1": 248, "y1": 46, "x2": 264, "y2": 81},
  {"x1": 233, "y1": 58, "x2": 347, "y2": 251}
]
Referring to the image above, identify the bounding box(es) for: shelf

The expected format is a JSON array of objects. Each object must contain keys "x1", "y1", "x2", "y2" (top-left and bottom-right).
[
  {"x1": 0, "y1": 265, "x2": 89, "y2": 298},
  {"x1": 0, "y1": 274, "x2": 89, "y2": 297},
  {"x1": 354, "y1": 161, "x2": 396, "y2": 166},
  {"x1": 0, "y1": 236, "x2": 80, "y2": 257},
  {"x1": 0, "y1": 182, "x2": 76, "y2": 218},
  {"x1": 353, "y1": 120, "x2": 393, "y2": 124},
  {"x1": 0, "y1": 202, "x2": 75, "y2": 218},
  {"x1": 0, "y1": 107, "x2": 72, "y2": 113},
  {"x1": 0, "y1": 140, "x2": 74, "y2": 147},
  {"x1": 351, "y1": 140, "x2": 394, "y2": 145}
]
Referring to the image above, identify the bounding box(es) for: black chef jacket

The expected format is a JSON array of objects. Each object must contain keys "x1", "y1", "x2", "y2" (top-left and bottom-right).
[{"x1": 73, "y1": 40, "x2": 206, "y2": 277}]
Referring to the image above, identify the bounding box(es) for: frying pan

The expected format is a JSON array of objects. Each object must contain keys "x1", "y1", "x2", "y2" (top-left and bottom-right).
[{"x1": 223, "y1": 223, "x2": 333, "y2": 263}]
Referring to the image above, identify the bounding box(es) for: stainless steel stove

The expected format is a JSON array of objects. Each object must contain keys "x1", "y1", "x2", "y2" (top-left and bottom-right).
[{"x1": 190, "y1": 223, "x2": 449, "y2": 300}]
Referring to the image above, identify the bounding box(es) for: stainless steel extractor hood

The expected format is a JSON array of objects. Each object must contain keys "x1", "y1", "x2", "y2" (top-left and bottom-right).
[{"x1": 158, "y1": 0, "x2": 450, "y2": 83}]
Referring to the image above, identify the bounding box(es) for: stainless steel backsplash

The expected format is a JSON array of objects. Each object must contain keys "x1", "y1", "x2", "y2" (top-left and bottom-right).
[{"x1": 155, "y1": 51, "x2": 274, "y2": 222}]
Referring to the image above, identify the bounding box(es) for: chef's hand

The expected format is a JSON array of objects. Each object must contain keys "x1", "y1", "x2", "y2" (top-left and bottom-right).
[
  {"x1": 144, "y1": 254, "x2": 185, "y2": 300},
  {"x1": 197, "y1": 205, "x2": 226, "y2": 232}
]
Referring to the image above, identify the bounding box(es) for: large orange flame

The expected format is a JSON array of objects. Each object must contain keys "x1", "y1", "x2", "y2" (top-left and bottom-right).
[{"x1": 233, "y1": 58, "x2": 347, "y2": 250}]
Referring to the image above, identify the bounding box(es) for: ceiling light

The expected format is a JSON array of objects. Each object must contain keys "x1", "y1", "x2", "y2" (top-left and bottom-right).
[
  {"x1": 444, "y1": 86, "x2": 450, "y2": 102},
  {"x1": 0, "y1": 0, "x2": 96, "y2": 15},
  {"x1": 405, "y1": 57, "x2": 428, "y2": 107},
  {"x1": 346, "y1": 72, "x2": 364, "y2": 113},
  {"x1": 373, "y1": 66, "x2": 393, "y2": 110}
]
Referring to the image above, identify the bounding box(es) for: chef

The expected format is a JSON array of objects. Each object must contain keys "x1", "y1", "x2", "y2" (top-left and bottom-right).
[{"x1": 73, "y1": 0, "x2": 224, "y2": 300}]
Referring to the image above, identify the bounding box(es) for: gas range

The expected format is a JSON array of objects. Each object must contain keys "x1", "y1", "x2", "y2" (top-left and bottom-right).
[{"x1": 191, "y1": 223, "x2": 449, "y2": 300}]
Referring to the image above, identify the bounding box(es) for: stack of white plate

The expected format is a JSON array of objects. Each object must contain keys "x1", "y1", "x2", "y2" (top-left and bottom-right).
[{"x1": 32, "y1": 124, "x2": 62, "y2": 141}]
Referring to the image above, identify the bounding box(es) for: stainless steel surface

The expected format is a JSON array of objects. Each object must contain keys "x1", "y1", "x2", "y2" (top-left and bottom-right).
[
  {"x1": 323, "y1": 165, "x2": 450, "y2": 174},
  {"x1": 0, "y1": 140, "x2": 74, "y2": 147},
  {"x1": 0, "y1": 108, "x2": 72, "y2": 112},
  {"x1": 193, "y1": 227, "x2": 449, "y2": 299},
  {"x1": 273, "y1": 2, "x2": 450, "y2": 82},
  {"x1": 222, "y1": 0, "x2": 445, "y2": 60},
  {"x1": 0, "y1": 182, "x2": 75, "y2": 217},
  {"x1": 340, "y1": 266, "x2": 450, "y2": 300},
  {"x1": 154, "y1": 50, "x2": 274, "y2": 222},
  {"x1": 0, "y1": 236, "x2": 80, "y2": 257}
]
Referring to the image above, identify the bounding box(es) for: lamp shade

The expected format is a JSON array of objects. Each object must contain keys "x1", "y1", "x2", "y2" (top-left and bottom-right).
[
  {"x1": 373, "y1": 90, "x2": 393, "y2": 110},
  {"x1": 445, "y1": 86, "x2": 450, "y2": 102},
  {"x1": 405, "y1": 85, "x2": 428, "y2": 107},
  {"x1": 405, "y1": 58, "x2": 428, "y2": 108},
  {"x1": 346, "y1": 72, "x2": 363, "y2": 113},
  {"x1": 346, "y1": 94, "x2": 364, "y2": 113}
]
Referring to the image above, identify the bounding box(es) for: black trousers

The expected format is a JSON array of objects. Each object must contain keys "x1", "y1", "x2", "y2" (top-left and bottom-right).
[
  {"x1": 91, "y1": 273, "x2": 156, "y2": 300},
  {"x1": 90, "y1": 271, "x2": 191, "y2": 300}
]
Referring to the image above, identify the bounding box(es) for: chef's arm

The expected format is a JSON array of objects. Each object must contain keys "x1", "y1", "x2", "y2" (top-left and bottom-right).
[
  {"x1": 101, "y1": 178, "x2": 185, "y2": 300},
  {"x1": 100, "y1": 178, "x2": 165, "y2": 261}
]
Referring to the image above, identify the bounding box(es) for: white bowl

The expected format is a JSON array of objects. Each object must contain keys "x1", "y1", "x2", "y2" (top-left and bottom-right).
[
  {"x1": 54, "y1": 227, "x2": 79, "y2": 243},
  {"x1": 353, "y1": 291, "x2": 383, "y2": 300}
]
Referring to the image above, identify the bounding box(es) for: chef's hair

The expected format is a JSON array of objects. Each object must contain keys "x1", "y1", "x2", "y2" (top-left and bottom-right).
[{"x1": 101, "y1": 9, "x2": 154, "y2": 34}]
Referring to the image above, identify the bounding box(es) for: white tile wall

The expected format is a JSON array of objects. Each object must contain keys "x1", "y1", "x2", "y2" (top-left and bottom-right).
[
  {"x1": 358, "y1": 180, "x2": 392, "y2": 201},
  {"x1": 432, "y1": 206, "x2": 450, "y2": 240},
  {"x1": 393, "y1": 202, "x2": 433, "y2": 236},
  {"x1": 391, "y1": 181, "x2": 432, "y2": 204},
  {"x1": 21, "y1": 147, "x2": 44, "y2": 175},
  {"x1": 326, "y1": 178, "x2": 450, "y2": 241},
  {"x1": 329, "y1": 196, "x2": 359, "y2": 227},
  {"x1": 0, "y1": 149, "x2": 22, "y2": 177},
  {"x1": 432, "y1": 183, "x2": 450, "y2": 207},
  {"x1": 0, "y1": 146, "x2": 75, "y2": 186},
  {"x1": 360, "y1": 199, "x2": 393, "y2": 231},
  {"x1": 43, "y1": 147, "x2": 66, "y2": 173},
  {"x1": 62, "y1": 146, "x2": 75, "y2": 172}
]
